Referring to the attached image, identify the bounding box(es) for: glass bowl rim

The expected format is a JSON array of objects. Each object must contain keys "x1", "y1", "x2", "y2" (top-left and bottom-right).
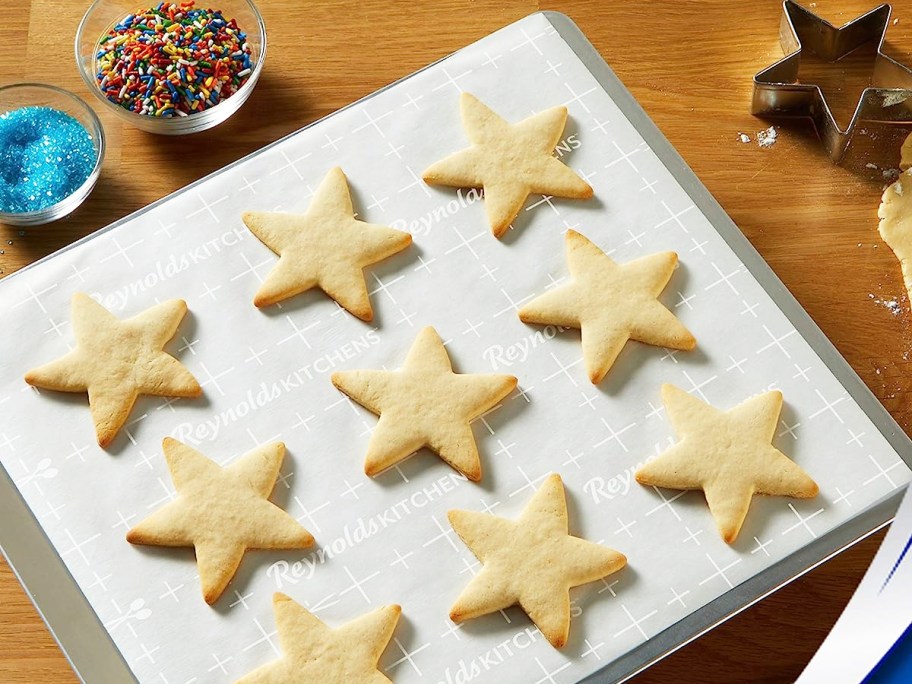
[
  {"x1": 0, "y1": 82, "x2": 106, "y2": 222},
  {"x1": 73, "y1": 0, "x2": 267, "y2": 128}
]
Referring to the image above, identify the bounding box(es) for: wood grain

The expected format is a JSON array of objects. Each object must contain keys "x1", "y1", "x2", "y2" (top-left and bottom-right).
[{"x1": 1, "y1": 0, "x2": 910, "y2": 681}]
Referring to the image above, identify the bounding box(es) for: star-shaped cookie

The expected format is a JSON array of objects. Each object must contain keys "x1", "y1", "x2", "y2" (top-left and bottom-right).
[
  {"x1": 635, "y1": 385, "x2": 819, "y2": 544},
  {"x1": 127, "y1": 438, "x2": 314, "y2": 604},
  {"x1": 331, "y1": 326, "x2": 517, "y2": 481},
  {"x1": 242, "y1": 167, "x2": 412, "y2": 320},
  {"x1": 236, "y1": 594, "x2": 400, "y2": 684},
  {"x1": 448, "y1": 473, "x2": 626, "y2": 647},
  {"x1": 24, "y1": 293, "x2": 201, "y2": 447},
  {"x1": 518, "y1": 230, "x2": 695, "y2": 384},
  {"x1": 422, "y1": 93, "x2": 593, "y2": 237}
]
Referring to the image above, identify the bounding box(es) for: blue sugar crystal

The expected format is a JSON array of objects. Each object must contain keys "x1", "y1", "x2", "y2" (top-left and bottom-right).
[{"x1": 0, "y1": 106, "x2": 96, "y2": 214}]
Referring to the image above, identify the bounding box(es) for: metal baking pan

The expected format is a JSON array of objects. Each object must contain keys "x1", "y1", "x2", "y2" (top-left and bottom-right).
[{"x1": 1, "y1": 11, "x2": 910, "y2": 683}]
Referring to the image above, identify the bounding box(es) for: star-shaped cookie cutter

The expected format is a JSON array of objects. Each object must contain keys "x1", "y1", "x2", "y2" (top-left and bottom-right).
[{"x1": 752, "y1": 0, "x2": 912, "y2": 163}]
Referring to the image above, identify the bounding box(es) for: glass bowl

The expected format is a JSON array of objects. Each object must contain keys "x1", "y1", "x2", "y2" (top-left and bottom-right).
[
  {"x1": 75, "y1": 0, "x2": 266, "y2": 135},
  {"x1": 0, "y1": 84, "x2": 105, "y2": 226}
]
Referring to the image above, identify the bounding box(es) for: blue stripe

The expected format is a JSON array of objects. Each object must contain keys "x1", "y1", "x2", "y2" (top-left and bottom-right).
[
  {"x1": 880, "y1": 532, "x2": 912, "y2": 593},
  {"x1": 862, "y1": 620, "x2": 912, "y2": 683}
]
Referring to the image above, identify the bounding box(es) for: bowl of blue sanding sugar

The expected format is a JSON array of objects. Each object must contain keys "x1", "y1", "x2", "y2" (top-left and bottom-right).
[{"x1": 0, "y1": 83, "x2": 105, "y2": 226}]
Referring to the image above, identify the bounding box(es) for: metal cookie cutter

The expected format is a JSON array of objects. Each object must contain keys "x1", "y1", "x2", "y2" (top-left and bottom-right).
[{"x1": 752, "y1": 0, "x2": 912, "y2": 163}]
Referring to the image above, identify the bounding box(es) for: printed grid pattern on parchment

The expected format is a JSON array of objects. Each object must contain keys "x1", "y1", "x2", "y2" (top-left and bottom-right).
[{"x1": 0, "y1": 13, "x2": 909, "y2": 684}]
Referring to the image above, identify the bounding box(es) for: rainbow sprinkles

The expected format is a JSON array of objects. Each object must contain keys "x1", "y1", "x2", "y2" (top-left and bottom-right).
[{"x1": 94, "y1": 1, "x2": 254, "y2": 118}]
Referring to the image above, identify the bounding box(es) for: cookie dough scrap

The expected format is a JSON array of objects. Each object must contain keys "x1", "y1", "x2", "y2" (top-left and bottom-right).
[
  {"x1": 635, "y1": 385, "x2": 819, "y2": 544},
  {"x1": 236, "y1": 595, "x2": 400, "y2": 684},
  {"x1": 878, "y1": 169, "x2": 912, "y2": 301},
  {"x1": 422, "y1": 92, "x2": 593, "y2": 238},
  {"x1": 331, "y1": 326, "x2": 517, "y2": 482},
  {"x1": 242, "y1": 166, "x2": 412, "y2": 320},
  {"x1": 518, "y1": 230, "x2": 695, "y2": 384},
  {"x1": 24, "y1": 293, "x2": 201, "y2": 447},
  {"x1": 127, "y1": 438, "x2": 313, "y2": 604},
  {"x1": 448, "y1": 473, "x2": 626, "y2": 647}
]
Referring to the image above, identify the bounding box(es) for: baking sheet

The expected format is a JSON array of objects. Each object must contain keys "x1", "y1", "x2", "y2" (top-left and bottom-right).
[{"x1": 1, "y1": 12, "x2": 911, "y2": 684}]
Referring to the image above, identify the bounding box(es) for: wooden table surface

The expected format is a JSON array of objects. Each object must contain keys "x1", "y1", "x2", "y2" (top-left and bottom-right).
[{"x1": 2, "y1": 0, "x2": 911, "y2": 681}]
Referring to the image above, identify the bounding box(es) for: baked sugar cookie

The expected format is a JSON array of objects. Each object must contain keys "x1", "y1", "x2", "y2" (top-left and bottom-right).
[
  {"x1": 242, "y1": 167, "x2": 412, "y2": 320},
  {"x1": 24, "y1": 293, "x2": 201, "y2": 447},
  {"x1": 127, "y1": 438, "x2": 313, "y2": 603},
  {"x1": 878, "y1": 169, "x2": 912, "y2": 301},
  {"x1": 519, "y1": 230, "x2": 695, "y2": 384},
  {"x1": 423, "y1": 93, "x2": 593, "y2": 237},
  {"x1": 635, "y1": 385, "x2": 819, "y2": 544},
  {"x1": 236, "y1": 594, "x2": 400, "y2": 684},
  {"x1": 448, "y1": 473, "x2": 626, "y2": 647},
  {"x1": 331, "y1": 326, "x2": 516, "y2": 481}
]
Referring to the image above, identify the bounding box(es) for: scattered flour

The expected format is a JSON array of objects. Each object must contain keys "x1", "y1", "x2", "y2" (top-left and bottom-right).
[
  {"x1": 869, "y1": 293, "x2": 903, "y2": 315},
  {"x1": 757, "y1": 126, "x2": 777, "y2": 148},
  {"x1": 880, "y1": 91, "x2": 909, "y2": 108}
]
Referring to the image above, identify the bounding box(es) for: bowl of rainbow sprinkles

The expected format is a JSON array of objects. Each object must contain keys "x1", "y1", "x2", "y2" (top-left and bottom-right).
[{"x1": 76, "y1": 0, "x2": 266, "y2": 134}]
